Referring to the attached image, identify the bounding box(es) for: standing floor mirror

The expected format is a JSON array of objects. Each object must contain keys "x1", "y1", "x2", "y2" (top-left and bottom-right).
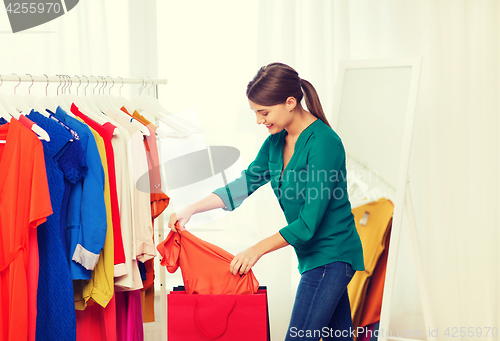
[{"x1": 331, "y1": 58, "x2": 435, "y2": 341}]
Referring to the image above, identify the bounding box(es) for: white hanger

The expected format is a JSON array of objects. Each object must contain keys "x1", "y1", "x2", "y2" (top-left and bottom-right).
[
  {"x1": 0, "y1": 99, "x2": 10, "y2": 143},
  {"x1": 51, "y1": 75, "x2": 73, "y2": 112},
  {"x1": 0, "y1": 76, "x2": 49, "y2": 142},
  {"x1": 75, "y1": 75, "x2": 101, "y2": 115},
  {"x1": 6, "y1": 74, "x2": 33, "y2": 115},
  {"x1": 0, "y1": 92, "x2": 21, "y2": 120},
  {"x1": 105, "y1": 106, "x2": 149, "y2": 136},
  {"x1": 142, "y1": 78, "x2": 202, "y2": 134},
  {"x1": 26, "y1": 120, "x2": 51, "y2": 141},
  {"x1": 129, "y1": 79, "x2": 192, "y2": 137},
  {"x1": 348, "y1": 173, "x2": 369, "y2": 194},
  {"x1": 7, "y1": 94, "x2": 32, "y2": 113},
  {"x1": 346, "y1": 157, "x2": 387, "y2": 208},
  {"x1": 88, "y1": 76, "x2": 112, "y2": 113},
  {"x1": 0, "y1": 97, "x2": 11, "y2": 123},
  {"x1": 107, "y1": 77, "x2": 164, "y2": 138},
  {"x1": 72, "y1": 98, "x2": 122, "y2": 136},
  {"x1": 102, "y1": 76, "x2": 124, "y2": 109},
  {"x1": 60, "y1": 75, "x2": 80, "y2": 108},
  {"x1": 0, "y1": 94, "x2": 50, "y2": 142},
  {"x1": 154, "y1": 125, "x2": 179, "y2": 139},
  {"x1": 111, "y1": 77, "x2": 167, "y2": 137},
  {"x1": 114, "y1": 76, "x2": 136, "y2": 115},
  {"x1": 58, "y1": 76, "x2": 96, "y2": 123},
  {"x1": 97, "y1": 77, "x2": 150, "y2": 136},
  {"x1": 61, "y1": 76, "x2": 117, "y2": 135},
  {"x1": 0, "y1": 94, "x2": 10, "y2": 143},
  {"x1": 22, "y1": 74, "x2": 49, "y2": 117},
  {"x1": 38, "y1": 74, "x2": 58, "y2": 114},
  {"x1": 81, "y1": 77, "x2": 131, "y2": 137}
]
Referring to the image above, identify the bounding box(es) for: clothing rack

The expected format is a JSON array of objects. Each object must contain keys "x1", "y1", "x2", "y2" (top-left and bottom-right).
[
  {"x1": 0, "y1": 74, "x2": 167, "y2": 86},
  {"x1": 1, "y1": 73, "x2": 170, "y2": 341},
  {"x1": 0, "y1": 74, "x2": 168, "y2": 103}
]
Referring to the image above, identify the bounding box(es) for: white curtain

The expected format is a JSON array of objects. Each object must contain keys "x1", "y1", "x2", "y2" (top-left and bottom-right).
[
  {"x1": 0, "y1": 0, "x2": 157, "y2": 98},
  {"x1": 0, "y1": 1, "x2": 108, "y2": 88},
  {"x1": 256, "y1": 0, "x2": 500, "y2": 340}
]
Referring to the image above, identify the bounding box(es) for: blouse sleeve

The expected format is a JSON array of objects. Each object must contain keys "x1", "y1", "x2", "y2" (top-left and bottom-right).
[
  {"x1": 279, "y1": 137, "x2": 345, "y2": 249},
  {"x1": 212, "y1": 135, "x2": 272, "y2": 211},
  {"x1": 157, "y1": 230, "x2": 181, "y2": 274},
  {"x1": 30, "y1": 141, "x2": 53, "y2": 228},
  {"x1": 74, "y1": 133, "x2": 107, "y2": 270}
]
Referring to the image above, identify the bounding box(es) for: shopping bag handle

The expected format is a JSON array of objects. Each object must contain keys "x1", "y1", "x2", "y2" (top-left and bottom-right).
[{"x1": 194, "y1": 296, "x2": 236, "y2": 340}]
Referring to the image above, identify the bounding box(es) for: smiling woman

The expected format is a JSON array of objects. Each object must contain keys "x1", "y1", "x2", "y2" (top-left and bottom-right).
[{"x1": 168, "y1": 62, "x2": 364, "y2": 341}]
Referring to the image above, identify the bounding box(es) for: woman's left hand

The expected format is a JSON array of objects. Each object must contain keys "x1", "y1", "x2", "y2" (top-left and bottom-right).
[{"x1": 229, "y1": 246, "x2": 262, "y2": 276}]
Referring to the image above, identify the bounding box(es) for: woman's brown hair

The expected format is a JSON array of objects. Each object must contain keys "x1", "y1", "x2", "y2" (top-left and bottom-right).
[{"x1": 246, "y1": 62, "x2": 331, "y2": 128}]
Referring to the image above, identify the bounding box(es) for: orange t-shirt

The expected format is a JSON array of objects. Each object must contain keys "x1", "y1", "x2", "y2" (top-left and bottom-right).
[
  {"x1": 157, "y1": 223, "x2": 259, "y2": 295},
  {"x1": 0, "y1": 119, "x2": 53, "y2": 341}
]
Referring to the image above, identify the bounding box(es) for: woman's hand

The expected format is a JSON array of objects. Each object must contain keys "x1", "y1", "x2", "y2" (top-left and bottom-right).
[
  {"x1": 168, "y1": 205, "x2": 196, "y2": 232},
  {"x1": 229, "y1": 245, "x2": 263, "y2": 276},
  {"x1": 229, "y1": 233, "x2": 289, "y2": 275}
]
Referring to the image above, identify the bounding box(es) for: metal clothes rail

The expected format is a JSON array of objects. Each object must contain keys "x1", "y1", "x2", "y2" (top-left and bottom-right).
[{"x1": 0, "y1": 74, "x2": 167, "y2": 85}]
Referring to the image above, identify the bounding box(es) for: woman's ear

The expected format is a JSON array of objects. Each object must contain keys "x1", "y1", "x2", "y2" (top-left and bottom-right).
[{"x1": 286, "y1": 96, "x2": 297, "y2": 111}]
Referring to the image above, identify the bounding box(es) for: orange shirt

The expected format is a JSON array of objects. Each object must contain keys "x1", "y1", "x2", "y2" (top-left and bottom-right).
[
  {"x1": 0, "y1": 119, "x2": 53, "y2": 341},
  {"x1": 119, "y1": 107, "x2": 170, "y2": 216},
  {"x1": 157, "y1": 223, "x2": 259, "y2": 295}
]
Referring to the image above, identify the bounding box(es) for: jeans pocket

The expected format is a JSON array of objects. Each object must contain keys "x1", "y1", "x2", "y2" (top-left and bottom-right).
[{"x1": 346, "y1": 262, "x2": 355, "y2": 278}]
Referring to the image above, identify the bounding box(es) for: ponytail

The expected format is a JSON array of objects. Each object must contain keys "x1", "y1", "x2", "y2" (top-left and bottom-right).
[
  {"x1": 300, "y1": 78, "x2": 331, "y2": 128},
  {"x1": 247, "y1": 62, "x2": 332, "y2": 128}
]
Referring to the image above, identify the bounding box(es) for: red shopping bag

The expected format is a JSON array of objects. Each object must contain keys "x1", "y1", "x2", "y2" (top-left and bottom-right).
[{"x1": 168, "y1": 286, "x2": 270, "y2": 341}]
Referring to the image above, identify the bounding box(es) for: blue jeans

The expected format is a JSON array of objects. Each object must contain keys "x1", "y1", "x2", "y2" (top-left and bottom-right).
[{"x1": 285, "y1": 261, "x2": 356, "y2": 341}]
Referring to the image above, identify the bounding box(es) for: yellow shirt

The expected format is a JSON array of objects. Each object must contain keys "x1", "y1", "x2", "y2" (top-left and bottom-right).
[
  {"x1": 74, "y1": 121, "x2": 114, "y2": 309},
  {"x1": 347, "y1": 198, "x2": 393, "y2": 325}
]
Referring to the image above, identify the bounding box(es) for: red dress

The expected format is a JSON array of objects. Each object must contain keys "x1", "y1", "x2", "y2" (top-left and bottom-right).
[
  {"x1": 0, "y1": 119, "x2": 53, "y2": 341},
  {"x1": 71, "y1": 104, "x2": 126, "y2": 267}
]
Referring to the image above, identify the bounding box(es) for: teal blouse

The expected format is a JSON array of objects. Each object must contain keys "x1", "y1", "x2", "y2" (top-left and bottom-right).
[{"x1": 212, "y1": 119, "x2": 365, "y2": 274}]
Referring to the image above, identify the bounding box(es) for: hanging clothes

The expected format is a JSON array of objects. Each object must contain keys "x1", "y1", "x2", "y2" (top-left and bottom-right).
[
  {"x1": 1, "y1": 77, "x2": 173, "y2": 340},
  {"x1": 116, "y1": 290, "x2": 144, "y2": 341},
  {"x1": 106, "y1": 109, "x2": 150, "y2": 291},
  {"x1": 104, "y1": 116, "x2": 137, "y2": 280},
  {"x1": 17, "y1": 115, "x2": 43, "y2": 341},
  {"x1": 157, "y1": 222, "x2": 259, "y2": 295},
  {"x1": 358, "y1": 223, "x2": 391, "y2": 329},
  {"x1": 347, "y1": 198, "x2": 393, "y2": 331},
  {"x1": 26, "y1": 110, "x2": 80, "y2": 341},
  {"x1": 73, "y1": 120, "x2": 114, "y2": 309},
  {"x1": 75, "y1": 294, "x2": 117, "y2": 341},
  {"x1": 0, "y1": 118, "x2": 53, "y2": 341},
  {"x1": 46, "y1": 108, "x2": 88, "y2": 256},
  {"x1": 74, "y1": 120, "x2": 117, "y2": 341},
  {"x1": 121, "y1": 107, "x2": 170, "y2": 218},
  {"x1": 51, "y1": 107, "x2": 108, "y2": 280},
  {"x1": 121, "y1": 107, "x2": 170, "y2": 323},
  {"x1": 71, "y1": 104, "x2": 127, "y2": 273},
  {"x1": 115, "y1": 111, "x2": 156, "y2": 264}
]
